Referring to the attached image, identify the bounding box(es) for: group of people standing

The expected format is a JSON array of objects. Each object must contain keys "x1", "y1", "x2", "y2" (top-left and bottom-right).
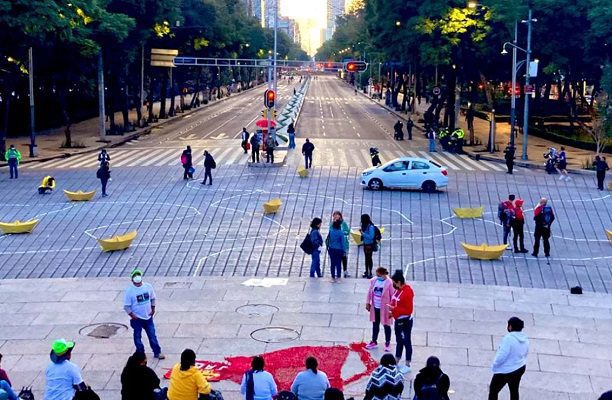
[{"x1": 179, "y1": 146, "x2": 216, "y2": 185}]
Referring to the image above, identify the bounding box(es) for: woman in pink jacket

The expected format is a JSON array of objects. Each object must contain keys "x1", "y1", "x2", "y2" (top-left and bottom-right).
[{"x1": 365, "y1": 267, "x2": 394, "y2": 352}]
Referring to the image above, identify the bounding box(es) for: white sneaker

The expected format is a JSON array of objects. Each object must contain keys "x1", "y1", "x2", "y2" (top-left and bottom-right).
[
  {"x1": 398, "y1": 364, "x2": 411, "y2": 374},
  {"x1": 559, "y1": 175, "x2": 565, "y2": 180}
]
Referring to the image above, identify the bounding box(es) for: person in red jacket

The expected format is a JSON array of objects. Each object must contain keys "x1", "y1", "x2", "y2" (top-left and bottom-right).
[
  {"x1": 511, "y1": 199, "x2": 529, "y2": 254},
  {"x1": 389, "y1": 270, "x2": 415, "y2": 374}
]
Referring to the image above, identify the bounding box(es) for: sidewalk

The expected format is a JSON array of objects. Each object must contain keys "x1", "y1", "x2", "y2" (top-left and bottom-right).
[{"x1": 0, "y1": 276, "x2": 610, "y2": 400}]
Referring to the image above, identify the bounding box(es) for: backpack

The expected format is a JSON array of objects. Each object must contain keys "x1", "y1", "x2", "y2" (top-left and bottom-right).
[
  {"x1": 180, "y1": 154, "x2": 187, "y2": 165},
  {"x1": 276, "y1": 391, "x2": 297, "y2": 400},
  {"x1": 372, "y1": 225, "x2": 382, "y2": 252},
  {"x1": 503, "y1": 208, "x2": 515, "y2": 227},
  {"x1": 541, "y1": 206, "x2": 554, "y2": 226},
  {"x1": 414, "y1": 374, "x2": 443, "y2": 400},
  {"x1": 17, "y1": 387, "x2": 35, "y2": 400},
  {"x1": 300, "y1": 230, "x2": 314, "y2": 255},
  {"x1": 211, "y1": 158, "x2": 217, "y2": 169},
  {"x1": 497, "y1": 202, "x2": 506, "y2": 221}
]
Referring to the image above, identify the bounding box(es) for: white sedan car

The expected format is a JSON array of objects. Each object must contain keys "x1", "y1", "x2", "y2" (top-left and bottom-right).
[{"x1": 360, "y1": 157, "x2": 449, "y2": 192}]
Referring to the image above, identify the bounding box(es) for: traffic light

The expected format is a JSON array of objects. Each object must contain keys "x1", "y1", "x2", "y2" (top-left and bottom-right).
[
  {"x1": 264, "y1": 89, "x2": 275, "y2": 108},
  {"x1": 261, "y1": 109, "x2": 278, "y2": 119},
  {"x1": 344, "y1": 61, "x2": 368, "y2": 72}
]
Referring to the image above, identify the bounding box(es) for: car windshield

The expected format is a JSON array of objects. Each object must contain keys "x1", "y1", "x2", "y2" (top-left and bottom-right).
[{"x1": 383, "y1": 161, "x2": 409, "y2": 172}]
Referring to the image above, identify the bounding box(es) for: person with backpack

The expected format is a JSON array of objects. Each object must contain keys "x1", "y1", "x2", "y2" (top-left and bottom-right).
[
  {"x1": 365, "y1": 267, "x2": 393, "y2": 352},
  {"x1": 96, "y1": 162, "x2": 111, "y2": 197},
  {"x1": 241, "y1": 128, "x2": 250, "y2": 154},
  {"x1": 364, "y1": 354, "x2": 404, "y2": 400},
  {"x1": 181, "y1": 146, "x2": 193, "y2": 180},
  {"x1": 250, "y1": 134, "x2": 260, "y2": 163},
  {"x1": 120, "y1": 351, "x2": 161, "y2": 400},
  {"x1": 488, "y1": 317, "x2": 529, "y2": 400},
  {"x1": 413, "y1": 356, "x2": 451, "y2": 400},
  {"x1": 201, "y1": 151, "x2": 216, "y2": 186},
  {"x1": 302, "y1": 138, "x2": 315, "y2": 169},
  {"x1": 360, "y1": 214, "x2": 377, "y2": 279},
  {"x1": 266, "y1": 135, "x2": 275, "y2": 164},
  {"x1": 240, "y1": 356, "x2": 278, "y2": 400},
  {"x1": 389, "y1": 270, "x2": 415, "y2": 374},
  {"x1": 498, "y1": 195, "x2": 516, "y2": 249},
  {"x1": 329, "y1": 211, "x2": 350, "y2": 278},
  {"x1": 4, "y1": 145, "x2": 21, "y2": 179},
  {"x1": 291, "y1": 357, "x2": 330, "y2": 400},
  {"x1": 511, "y1": 199, "x2": 529, "y2": 254},
  {"x1": 326, "y1": 219, "x2": 346, "y2": 283},
  {"x1": 532, "y1": 198, "x2": 555, "y2": 258},
  {"x1": 593, "y1": 155, "x2": 609, "y2": 191},
  {"x1": 309, "y1": 218, "x2": 324, "y2": 278}
]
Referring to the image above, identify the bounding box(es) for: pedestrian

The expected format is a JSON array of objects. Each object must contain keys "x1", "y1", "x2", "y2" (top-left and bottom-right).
[
  {"x1": 250, "y1": 134, "x2": 260, "y2": 163},
  {"x1": 488, "y1": 317, "x2": 529, "y2": 400},
  {"x1": 593, "y1": 155, "x2": 609, "y2": 190},
  {"x1": 0, "y1": 353, "x2": 17, "y2": 400},
  {"x1": 98, "y1": 149, "x2": 111, "y2": 166},
  {"x1": 413, "y1": 356, "x2": 451, "y2": 400},
  {"x1": 96, "y1": 161, "x2": 111, "y2": 197},
  {"x1": 4, "y1": 145, "x2": 21, "y2": 179},
  {"x1": 44, "y1": 339, "x2": 88, "y2": 400},
  {"x1": 326, "y1": 219, "x2": 345, "y2": 283},
  {"x1": 201, "y1": 150, "x2": 216, "y2": 186},
  {"x1": 504, "y1": 143, "x2": 515, "y2": 174},
  {"x1": 406, "y1": 118, "x2": 414, "y2": 140},
  {"x1": 266, "y1": 135, "x2": 275, "y2": 164},
  {"x1": 427, "y1": 128, "x2": 436, "y2": 152},
  {"x1": 498, "y1": 194, "x2": 516, "y2": 249},
  {"x1": 302, "y1": 138, "x2": 315, "y2": 169},
  {"x1": 124, "y1": 269, "x2": 165, "y2": 360},
  {"x1": 240, "y1": 356, "x2": 278, "y2": 400},
  {"x1": 291, "y1": 357, "x2": 330, "y2": 400},
  {"x1": 241, "y1": 128, "x2": 250, "y2": 154},
  {"x1": 287, "y1": 122, "x2": 296, "y2": 149},
  {"x1": 389, "y1": 269, "x2": 414, "y2": 374},
  {"x1": 120, "y1": 351, "x2": 161, "y2": 400},
  {"x1": 181, "y1": 146, "x2": 193, "y2": 180},
  {"x1": 365, "y1": 267, "x2": 393, "y2": 352},
  {"x1": 360, "y1": 214, "x2": 376, "y2": 279},
  {"x1": 329, "y1": 211, "x2": 350, "y2": 278},
  {"x1": 466, "y1": 106, "x2": 475, "y2": 142},
  {"x1": 600, "y1": 391, "x2": 612, "y2": 400},
  {"x1": 309, "y1": 218, "x2": 324, "y2": 278},
  {"x1": 364, "y1": 354, "x2": 404, "y2": 400},
  {"x1": 393, "y1": 120, "x2": 403, "y2": 140},
  {"x1": 369, "y1": 147, "x2": 382, "y2": 167},
  {"x1": 168, "y1": 349, "x2": 212, "y2": 400},
  {"x1": 532, "y1": 197, "x2": 555, "y2": 258},
  {"x1": 557, "y1": 146, "x2": 571, "y2": 181},
  {"x1": 511, "y1": 199, "x2": 529, "y2": 254}
]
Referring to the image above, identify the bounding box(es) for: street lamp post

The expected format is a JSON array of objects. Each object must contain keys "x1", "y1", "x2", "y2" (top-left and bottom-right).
[
  {"x1": 510, "y1": 21, "x2": 517, "y2": 149},
  {"x1": 28, "y1": 47, "x2": 36, "y2": 157},
  {"x1": 521, "y1": 8, "x2": 534, "y2": 161}
]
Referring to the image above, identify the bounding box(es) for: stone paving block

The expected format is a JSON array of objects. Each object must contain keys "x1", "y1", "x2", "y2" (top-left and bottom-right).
[
  {"x1": 31, "y1": 311, "x2": 100, "y2": 326},
  {"x1": 211, "y1": 311, "x2": 274, "y2": 325},
  {"x1": 300, "y1": 326, "x2": 366, "y2": 343},
  {"x1": 411, "y1": 345, "x2": 468, "y2": 366},
  {"x1": 415, "y1": 305, "x2": 474, "y2": 321},
  {"x1": 61, "y1": 290, "x2": 121, "y2": 302},
  {"x1": 589, "y1": 375, "x2": 612, "y2": 395},
  {"x1": 301, "y1": 301, "x2": 360, "y2": 315},
  {"x1": 427, "y1": 332, "x2": 493, "y2": 350},
  {"x1": 439, "y1": 296, "x2": 495, "y2": 310},
  {"x1": 442, "y1": 364, "x2": 492, "y2": 385},
  {"x1": 538, "y1": 354, "x2": 612, "y2": 377},
  {"x1": 521, "y1": 370, "x2": 593, "y2": 393},
  {"x1": 169, "y1": 288, "x2": 227, "y2": 301},
  {"x1": 466, "y1": 348, "x2": 496, "y2": 368},
  {"x1": 576, "y1": 329, "x2": 612, "y2": 345},
  {"x1": 567, "y1": 293, "x2": 612, "y2": 309},
  {"x1": 458, "y1": 286, "x2": 514, "y2": 301},
  {"x1": 4, "y1": 371, "x2": 43, "y2": 390},
  {"x1": 198, "y1": 338, "x2": 267, "y2": 356},
  {"x1": 512, "y1": 290, "x2": 570, "y2": 305},
  {"x1": 247, "y1": 300, "x2": 303, "y2": 313},
  {"x1": 528, "y1": 338, "x2": 562, "y2": 355},
  {"x1": 413, "y1": 295, "x2": 440, "y2": 307},
  {"x1": 0, "y1": 326, "x2": 53, "y2": 340},
  {"x1": 494, "y1": 299, "x2": 554, "y2": 314},
  {"x1": 450, "y1": 319, "x2": 507, "y2": 336},
  {"x1": 472, "y1": 309, "x2": 535, "y2": 324},
  {"x1": 274, "y1": 312, "x2": 332, "y2": 327},
  {"x1": 1, "y1": 313, "x2": 40, "y2": 326},
  {"x1": 175, "y1": 323, "x2": 240, "y2": 339},
  {"x1": 92, "y1": 311, "x2": 133, "y2": 324},
  {"x1": 532, "y1": 313, "x2": 597, "y2": 329},
  {"x1": 552, "y1": 304, "x2": 612, "y2": 319},
  {"x1": 558, "y1": 341, "x2": 612, "y2": 360},
  {"x1": 412, "y1": 317, "x2": 451, "y2": 333},
  {"x1": 18, "y1": 300, "x2": 118, "y2": 313},
  {"x1": 329, "y1": 291, "x2": 368, "y2": 304}
]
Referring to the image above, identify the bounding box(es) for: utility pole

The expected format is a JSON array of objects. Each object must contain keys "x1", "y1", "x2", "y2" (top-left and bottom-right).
[
  {"x1": 98, "y1": 51, "x2": 106, "y2": 141},
  {"x1": 272, "y1": 0, "x2": 278, "y2": 143},
  {"x1": 140, "y1": 45, "x2": 144, "y2": 126},
  {"x1": 510, "y1": 21, "x2": 517, "y2": 149},
  {"x1": 28, "y1": 47, "x2": 36, "y2": 157},
  {"x1": 521, "y1": 8, "x2": 533, "y2": 160}
]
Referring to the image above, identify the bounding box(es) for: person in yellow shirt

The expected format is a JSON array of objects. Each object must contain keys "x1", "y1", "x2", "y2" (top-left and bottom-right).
[{"x1": 168, "y1": 349, "x2": 212, "y2": 400}]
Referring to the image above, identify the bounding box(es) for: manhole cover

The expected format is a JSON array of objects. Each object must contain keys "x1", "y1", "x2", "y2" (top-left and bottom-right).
[
  {"x1": 79, "y1": 323, "x2": 128, "y2": 339},
  {"x1": 163, "y1": 281, "x2": 192, "y2": 289},
  {"x1": 236, "y1": 304, "x2": 279, "y2": 316},
  {"x1": 250, "y1": 327, "x2": 300, "y2": 343}
]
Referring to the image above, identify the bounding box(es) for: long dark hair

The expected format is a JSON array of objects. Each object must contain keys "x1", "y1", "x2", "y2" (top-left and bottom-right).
[
  {"x1": 251, "y1": 355, "x2": 265, "y2": 372},
  {"x1": 125, "y1": 351, "x2": 146, "y2": 369},
  {"x1": 310, "y1": 217, "x2": 322, "y2": 229},
  {"x1": 361, "y1": 214, "x2": 372, "y2": 231},
  {"x1": 391, "y1": 269, "x2": 405, "y2": 285},
  {"x1": 180, "y1": 349, "x2": 196, "y2": 371},
  {"x1": 305, "y1": 356, "x2": 318, "y2": 374}
]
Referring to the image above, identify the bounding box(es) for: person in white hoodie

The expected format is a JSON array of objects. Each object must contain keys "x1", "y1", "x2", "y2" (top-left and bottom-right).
[{"x1": 488, "y1": 317, "x2": 529, "y2": 400}]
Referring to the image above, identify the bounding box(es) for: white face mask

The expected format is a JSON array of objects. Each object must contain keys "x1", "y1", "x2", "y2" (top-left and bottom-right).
[{"x1": 132, "y1": 275, "x2": 143, "y2": 284}]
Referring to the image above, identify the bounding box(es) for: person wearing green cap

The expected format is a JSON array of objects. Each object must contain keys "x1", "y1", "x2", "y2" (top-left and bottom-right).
[
  {"x1": 124, "y1": 269, "x2": 165, "y2": 359},
  {"x1": 44, "y1": 339, "x2": 87, "y2": 400}
]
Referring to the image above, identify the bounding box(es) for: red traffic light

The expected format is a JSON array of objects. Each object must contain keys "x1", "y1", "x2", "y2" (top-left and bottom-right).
[
  {"x1": 264, "y1": 89, "x2": 275, "y2": 108},
  {"x1": 344, "y1": 61, "x2": 367, "y2": 72}
]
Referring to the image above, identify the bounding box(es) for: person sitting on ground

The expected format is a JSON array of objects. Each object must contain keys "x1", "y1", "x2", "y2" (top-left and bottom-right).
[
  {"x1": 413, "y1": 356, "x2": 451, "y2": 400},
  {"x1": 44, "y1": 339, "x2": 87, "y2": 400},
  {"x1": 0, "y1": 354, "x2": 11, "y2": 388},
  {"x1": 121, "y1": 351, "x2": 161, "y2": 400},
  {"x1": 0, "y1": 353, "x2": 18, "y2": 400},
  {"x1": 291, "y1": 357, "x2": 330, "y2": 400},
  {"x1": 364, "y1": 354, "x2": 404, "y2": 400},
  {"x1": 38, "y1": 176, "x2": 56, "y2": 194},
  {"x1": 240, "y1": 356, "x2": 278, "y2": 400},
  {"x1": 168, "y1": 349, "x2": 212, "y2": 400}
]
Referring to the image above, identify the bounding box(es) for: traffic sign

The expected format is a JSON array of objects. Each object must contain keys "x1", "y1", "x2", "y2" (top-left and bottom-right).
[
  {"x1": 432, "y1": 86, "x2": 441, "y2": 96},
  {"x1": 344, "y1": 61, "x2": 368, "y2": 72},
  {"x1": 151, "y1": 48, "x2": 178, "y2": 67}
]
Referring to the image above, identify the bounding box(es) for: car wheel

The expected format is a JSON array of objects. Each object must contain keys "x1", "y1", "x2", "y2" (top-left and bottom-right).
[
  {"x1": 421, "y1": 180, "x2": 436, "y2": 193},
  {"x1": 368, "y1": 178, "x2": 383, "y2": 191}
]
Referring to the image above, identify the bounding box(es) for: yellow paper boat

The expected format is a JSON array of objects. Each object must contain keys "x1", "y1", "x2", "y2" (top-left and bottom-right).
[
  {"x1": 263, "y1": 198, "x2": 282, "y2": 214},
  {"x1": 606, "y1": 229, "x2": 612, "y2": 243},
  {"x1": 452, "y1": 206, "x2": 484, "y2": 219},
  {"x1": 297, "y1": 167, "x2": 309, "y2": 178},
  {"x1": 608, "y1": 182, "x2": 612, "y2": 191},
  {"x1": 64, "y1": 190, "x2": 96, "y2": 201},
  {"x1": 97, "y1": 230, "x2": 137, "y2": 252},
  {"x1": 0, "y1": 219, "x2": 39, "y2": 234},
  {"x1": 461, "y1": 242, "x2": 508, "y2": 260},
  {"x1": 350, "y1": 227, "x2": 385, "y2": 245}
]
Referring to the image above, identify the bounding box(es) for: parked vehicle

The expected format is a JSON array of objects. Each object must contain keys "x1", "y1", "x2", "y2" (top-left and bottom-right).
[{"x1": 360, "y1": 157, "x2": 449, "y2": 192}]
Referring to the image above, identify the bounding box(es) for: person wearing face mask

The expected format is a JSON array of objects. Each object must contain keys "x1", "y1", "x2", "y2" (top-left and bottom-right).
[
  {"x1": 365, "y1": 267, "x2": 393, "y2": 352},
  {"x1": 124, "y1": 269, "x2": 165, "y2": 360},
  {"x1": 389, "y1": 270, "x2": 415, "y2": 374}
]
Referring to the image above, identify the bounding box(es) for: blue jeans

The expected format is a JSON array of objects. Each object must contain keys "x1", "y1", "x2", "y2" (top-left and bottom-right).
[
  {"x1": 304, "y1": 154, "x2": 312, "y2": 168},
  {"x1": 310, "y1": 250, "x2": 321, "y2": 277},
  {"x1": 130, "y1": 317, "x2": 162, "y2": 356},
  {"x1": 394, "y1": 317, "x2": 413, "y2": 362},
  {"x1": 8, "y1": 159, "x2": 18, "y2": 179},
  {"x1": 429, "y1": 138, "x2": 436, "y2": 152},
  {"x1": 328, "y1": 248, "x2": 343, "y2": 278},
  {"x1": 289, "y1": 133, "x2": 296, "y2": 149},
  {"x1": 0, "y1": 380, "x2": 18, "y2": 400}
]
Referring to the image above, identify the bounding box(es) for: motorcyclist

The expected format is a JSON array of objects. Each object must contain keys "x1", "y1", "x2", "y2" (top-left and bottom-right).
[
  {"x1": 439, "y1": 127, "x2": 450, "y2": 151},
  {"x1": 452, "y1": 128, "x2": 465, "y2": 153},
  {"x1": 544, "y1": 147, "x2": 558, "y2": 174}
]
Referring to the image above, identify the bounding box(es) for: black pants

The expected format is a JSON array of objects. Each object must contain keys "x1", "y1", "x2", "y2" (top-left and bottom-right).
[
  {"x1": 533, "y1": 226, "x2": 551, "y2": 256},
  {"x1": 512, "y1": 220, "x2": 525, "y2": 251},
  {"x1": 100, "y1": 179, "x2": 108, "y2": 195},
  {"x1": 407, "y1": 128, "x2": 412, "y2": 140},
  {"x1": 304, "y1": 153, "x2": 312, "y2": 169},
  {"x1": 202, "y1": 167, "x2": 212, "y2": 185},
  {"x1": 251, "y1": 147, "x2": 259, "y2": 163},
  {"x1": 597, "y1": 170, "x2": 606, "y2": 190},
  {"x1": 363, "y1": 245, "x2": 374, "y2": 275},
  {"x1": 506, "y1": 160, "x2": 514, "y2": 174},
  {"x1": 372, "y1": 308, "x2": 391, "y2": 344},
  {"x1": 266, "y1": 148, "x2": 274, "y2": 163},
  {"x1": 241, "y1": 140, "x2": 248, "y2": 153},
  {"x1": 342, "y1": 254, "x2": 347, "y2": 272},
  {"x1": 183, "y1": 166, "x2": 193, "y2": 179},
  {"x1": 488, "y1": 365, "x2": 526, "y2": 400}
]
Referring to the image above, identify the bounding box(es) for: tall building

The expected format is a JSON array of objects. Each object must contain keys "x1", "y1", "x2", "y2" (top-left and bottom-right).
[
  {"x1": 326, "y1": 0, "x2": 345, "y2": 40},
  {"x1": 278, "y1": 17, "x2": 300, "y2": 44}
]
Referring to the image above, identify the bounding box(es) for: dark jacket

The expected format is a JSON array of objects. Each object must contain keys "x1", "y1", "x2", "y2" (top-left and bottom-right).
[
  {"x1": 120, "y1": 365, "x2": 160, "y2": 400},
  {"x1": 250, "y1": 135, "x2": 260, "y2": 148},
  {"x1": 287, "y1": 124, "x2": 295, "y2": 134},
  {"x1": 594, "y1": 159, "x2": 609, "y2": 172},
  {"x1": 413, "y1": 366, "x2": 450, "y2": 400},
  {"x1": 534, "y1": 205, "x2": 555, "y2": 228},
  {"x1": 504, "y1": 146, "x2": 515, "y2": 162},
  {"x1": 181, "y1": 150, "x2": 193, "y2": 167},
  {"x1": 302, "y1": 142, "x2": 315, "y2": 155},
  {"x1": 97, "y1": 165, "x2": 111, "y2": 181},
  {"x1": 204, "y1": 153, "x2": 216, "y2": 169},
  {"x1": 310, "y1": 228, "x2": 323, "y2": 251}
]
